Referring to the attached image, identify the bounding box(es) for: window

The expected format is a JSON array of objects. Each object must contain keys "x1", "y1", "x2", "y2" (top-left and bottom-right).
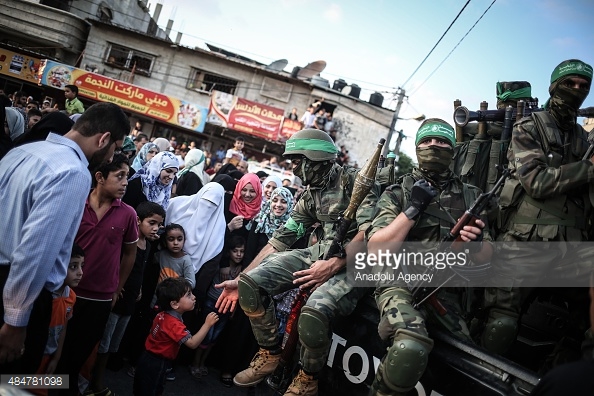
[
  {"x1": 187, "y1": 68, "x2": 238, "y2": 95},
  {"x1": 105, "y1": 44, "x2": 154, "y2": 77}
]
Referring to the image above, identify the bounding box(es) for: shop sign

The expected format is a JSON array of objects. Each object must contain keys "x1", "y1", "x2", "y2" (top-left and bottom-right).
[
  {"x1": 208, "y1": 90, "x2": 282, "y2": 140},
  {"x1": 0, "y1": 48, "x2": 42, "y2": 84},
  {"x1": 38, "y1": 60, "x2": 207, "y2": 132}
]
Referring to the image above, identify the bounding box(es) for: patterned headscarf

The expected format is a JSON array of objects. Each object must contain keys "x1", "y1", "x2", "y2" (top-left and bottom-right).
[
  {"x1": 129, "y1": 151, "x2": 179, "y2": 210},
  {"x1": 250, "y1": 187, "x2": 294, "y2": 238},
  {"x1": 229, "y1": 173, "x2": 262, "y2": 220},
  {"x1": 131, "y1": 142, "x2": 158, "y2": 171},
  {"x1": 177, "y1": 148, "x2": 209, "y2": 185}
]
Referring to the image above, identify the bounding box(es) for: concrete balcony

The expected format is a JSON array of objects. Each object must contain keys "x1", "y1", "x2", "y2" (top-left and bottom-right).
[{"x1": 0, "y1": 0, "x2": 89, "y2": 63}]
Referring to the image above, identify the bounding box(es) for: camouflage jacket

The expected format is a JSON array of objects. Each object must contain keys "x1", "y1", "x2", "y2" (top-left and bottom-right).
[
  {"x1": 368, "y1": 168, "x2": 491, "y2": 248},
  {"x1": 498, "y1": 111, "x2": 594, "y2": 240},
  {"x1": 269, "y1": 163, "x2": 380, "y2": 254}
]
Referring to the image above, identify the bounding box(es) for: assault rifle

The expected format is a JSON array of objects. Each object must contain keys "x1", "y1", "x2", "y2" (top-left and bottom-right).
[
  {"x1": 266, "y1": 138, "x2": 385, "y2": 393},
  {"x1": 411, "y1": 167, "x2": 511, "y2": 310}
]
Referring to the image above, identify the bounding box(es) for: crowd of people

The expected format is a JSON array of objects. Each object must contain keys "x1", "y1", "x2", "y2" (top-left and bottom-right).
[{"x1": 1, "y1": 57, "x2": 594, "y2": 396}]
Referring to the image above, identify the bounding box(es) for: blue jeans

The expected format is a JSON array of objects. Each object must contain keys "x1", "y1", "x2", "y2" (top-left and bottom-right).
[
  {"x1": 133, "y1": 351, "x2": 172, "y2": 396},
  {"x1": 201, "y1": 297, "x2": 230, "y2": 346}
]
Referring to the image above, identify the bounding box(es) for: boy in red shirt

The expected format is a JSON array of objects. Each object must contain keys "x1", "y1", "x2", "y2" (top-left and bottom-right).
[{"x1": 133, "y1": 278, "x2": 218, "y2": 395}]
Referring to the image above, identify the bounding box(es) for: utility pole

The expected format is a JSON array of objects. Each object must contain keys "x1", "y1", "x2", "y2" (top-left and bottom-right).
[
  {"x1": 382, "y1": 88, "x2": 406, "y2": 157},
  {"x1": 393, "y1": 130, "x2": 405, "y2": 159}
]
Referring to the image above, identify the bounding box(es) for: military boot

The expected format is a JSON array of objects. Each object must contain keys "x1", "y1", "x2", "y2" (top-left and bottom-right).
[
  {"x1": 233, "y1": 348, "x2": 280, "y2": 387},
  {"x1": 284, "y1": 369, "x2": 318, "y2": 396}
]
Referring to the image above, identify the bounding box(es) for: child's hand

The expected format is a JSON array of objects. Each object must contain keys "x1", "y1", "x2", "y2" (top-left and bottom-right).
[{"x1": 205, "y1": 312, "x2": 219, "y2": 327}]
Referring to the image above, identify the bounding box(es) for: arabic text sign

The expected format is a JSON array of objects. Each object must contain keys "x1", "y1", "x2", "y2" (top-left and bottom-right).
[
  {"x1": 208, "y1": 91, "x2": 282, "y2": 140},
  {"x1": 38, "y1": 60, "x2": 207, "y2": 132}
]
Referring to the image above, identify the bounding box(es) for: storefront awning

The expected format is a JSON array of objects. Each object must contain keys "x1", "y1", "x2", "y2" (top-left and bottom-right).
[{"x1": 37, "y1": 59, "x2": 208, "y2": 133}]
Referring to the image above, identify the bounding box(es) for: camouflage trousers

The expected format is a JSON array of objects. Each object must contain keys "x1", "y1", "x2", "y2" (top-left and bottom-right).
[
  {"x1": 374, "y1": 286, "x2": 472, "y2": 344},
  {"x1": 246, "y1": 245, "x2": 371, "y2": 373},
  {"x1": 484, "y1": 235, "x2": 594, "y2": 314}
]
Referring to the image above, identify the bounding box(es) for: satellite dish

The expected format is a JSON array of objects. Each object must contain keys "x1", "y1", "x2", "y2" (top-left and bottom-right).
[
  {"x1": 266, "y1": 59, "x2": 288, "y2": 72},
  {"x1": 341, "y1": 85, "x2": 352, "y2": 95},
  {"x1": 297, "y1": 60, "x2": 327, "y2": 79}
]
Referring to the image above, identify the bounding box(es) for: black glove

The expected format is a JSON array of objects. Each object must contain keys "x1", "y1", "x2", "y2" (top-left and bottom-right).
[{"x1": 403, "y1": 179, "x2": 438, "y2": 220}]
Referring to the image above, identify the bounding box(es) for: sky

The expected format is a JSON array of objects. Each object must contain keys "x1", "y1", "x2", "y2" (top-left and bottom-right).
[{"x1": 153, "y1": 0, "x2": 594, "y2": 159}]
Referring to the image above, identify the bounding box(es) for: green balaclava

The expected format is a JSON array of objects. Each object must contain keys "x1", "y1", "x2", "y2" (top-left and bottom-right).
[
  {"x1": 547, "y1": 59, "x2": 593, "y2": 130},
  {"x1": 415, "y1": 118, "x2": 456, "y2": 179}
]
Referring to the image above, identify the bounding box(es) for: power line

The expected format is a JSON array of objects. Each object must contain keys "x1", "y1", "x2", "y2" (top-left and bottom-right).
[
  {"x1": 401, "y1": 0, "x2": 471, "y2": 88},
  {"x1": 409, "y1": 0, "x2": 497, "y2": 97}
]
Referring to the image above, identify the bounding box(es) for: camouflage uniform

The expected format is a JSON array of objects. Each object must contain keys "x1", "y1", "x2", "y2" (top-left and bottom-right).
[
  {"x1": 483, "y1": 59, "x2": 594, "y2": 354},
  {"x1": 368, "y1": 167, "x2": 491, "y2": 395},
  {"x1": 244, "y1": 163, "x2": 380, "y2": 373},
  {"x1": 483, "y1": 110, "x2": 594, "y2": 352}
]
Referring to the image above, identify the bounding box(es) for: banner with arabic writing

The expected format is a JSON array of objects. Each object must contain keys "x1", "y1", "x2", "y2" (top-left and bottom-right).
[
  {"x1": 37, "y1": 60, "x2": 207, "y2": 133},
  {"x1": 208, "y1": 90, "x2": 282, "y2": 140},
  {"x1": 0, "y1": 48, "x2": 42, "y2": 83}
]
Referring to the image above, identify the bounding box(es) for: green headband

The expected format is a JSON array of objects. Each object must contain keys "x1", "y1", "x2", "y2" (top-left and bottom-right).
[
  {"x1": 550, "y1": 60, "x2": 593, "y2": 84},
  {"x1": 415, "y1": 121, "x2": 456, "y2": 147},
  {"x1": 496, "y1": 82, "x2": 532, "y2": 101},
  {"x1": 285, "y1": 138, "x2": 339, "y2": 154}
]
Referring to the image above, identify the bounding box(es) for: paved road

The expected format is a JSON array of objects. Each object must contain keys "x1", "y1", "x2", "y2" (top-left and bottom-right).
[{"x1": 104, "y1": 364, "x2": 281, "y2": 396}]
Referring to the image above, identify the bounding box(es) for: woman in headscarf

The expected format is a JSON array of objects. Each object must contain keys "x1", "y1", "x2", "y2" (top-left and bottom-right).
[
  {"x1": 131, "y1": 142, "x2": 159, "y2": 172},
  {"x1": 225, "y1": 173, "x2": 262, "y2": 242},
  {"x1": 176, "y1": 148, "x2": 210, "y2": 196},
  {"x1": 166, "y1": 182, "x2": 226, "y2": 293},
  {"x1": 261, "y1": 174, "x2": 283, "y2": 203},
  {"x1": 152, "y1": 137, "x2": 170, "y2": 152},
  {"x1": 244, "y1": 186, "x2": 294, "y2": 264},
  {"x1": 4, "y1": 107, "x2": 25, "y2": 142},
  {"x1": 123, "y1": 151, "x2": 179, "y2": 210}
]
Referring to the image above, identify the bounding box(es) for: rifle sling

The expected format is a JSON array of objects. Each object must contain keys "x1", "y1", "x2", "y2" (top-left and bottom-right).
[
  {"x1": 514, "y1": 195, "x2": 588, "y2": 229},
  {"x1": 424, "y1": 206, "x2": 457, "y2": 225}
]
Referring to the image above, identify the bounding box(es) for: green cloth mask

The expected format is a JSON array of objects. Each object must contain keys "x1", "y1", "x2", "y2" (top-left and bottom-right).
[{"x1": 416, "y1": 146, "x2": 454, "y2": 175}]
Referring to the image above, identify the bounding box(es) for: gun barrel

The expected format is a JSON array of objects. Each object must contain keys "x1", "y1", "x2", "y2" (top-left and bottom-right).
[{"x1": 578, "y1": 107, "x2": 594, "y2": 118}]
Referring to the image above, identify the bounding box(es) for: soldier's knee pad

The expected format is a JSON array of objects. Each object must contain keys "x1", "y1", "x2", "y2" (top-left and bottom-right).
[
  {"x1": 481, "y1": 308, "x2": 518, "y2": 354},
  {"x1": 381, "y1": 329, "x2": 434, "y2": 393},
  {"x1": 238, "y1": 273, "x2": 265, "y2": 317},
  {"x1": 298, "y1": 306, "x2": 330, "y2": 352}
]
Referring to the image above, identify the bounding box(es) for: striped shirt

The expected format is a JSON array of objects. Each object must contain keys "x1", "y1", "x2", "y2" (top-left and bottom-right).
[{"x1": 0, "y1": 133, "x2": 90, "y2": 327}]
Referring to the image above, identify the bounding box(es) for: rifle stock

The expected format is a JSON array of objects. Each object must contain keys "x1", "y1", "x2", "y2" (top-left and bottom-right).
[{"x1": 266, "y1": 138, "x2": 385, "y2": 392}]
